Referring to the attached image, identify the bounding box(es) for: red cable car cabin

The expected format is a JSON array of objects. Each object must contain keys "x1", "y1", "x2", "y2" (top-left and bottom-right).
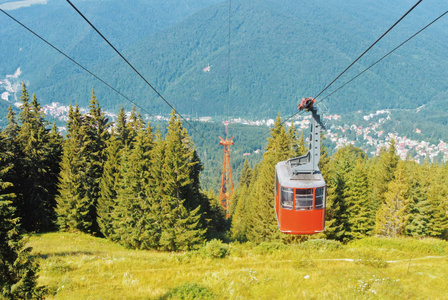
[
  {"x1": 275, "y1": 162, "x2": 326, "y2": 234},
  {"x1": 275, "y1": 99, "x2": 326, "y2": 234}
]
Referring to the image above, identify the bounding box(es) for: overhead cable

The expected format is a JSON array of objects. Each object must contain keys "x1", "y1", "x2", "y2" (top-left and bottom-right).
[
  {"x1": 0, "y1": 8, "x2": 157, "y2": 120},
  {"x1": 282, "y1": 0, "x2": 424, "y2": 125},
  {"x1": 317, "y1": 9, "x2": 448, "y2": 105},
  {"x1": 313, "y1": 0, "x2": 423, "y2": 100},
  {"x1": 65, "y1": 0, "x2": 206, "y2": 139}
]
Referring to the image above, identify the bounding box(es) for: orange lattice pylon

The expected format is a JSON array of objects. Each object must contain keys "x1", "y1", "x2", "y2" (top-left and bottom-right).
[{"x1": 219, "y1": 136, "x2": 234, "y2": 218}]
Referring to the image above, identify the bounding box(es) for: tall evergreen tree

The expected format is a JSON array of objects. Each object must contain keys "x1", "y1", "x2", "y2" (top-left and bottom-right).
[
  {"x1": 0, "y1": 134, "x2": 45, "y2": 299},
  {"x1": 375, "y1": 160, "x2": 410, "y2": 237},
  {"x1": 56, "y1": 105, "x2": 92, "y2": 232},
  {"x1": 325, "y1": 170, "x2": 349, "y2": 241},
  {"x1": 97, "y1": 134, "x2": 122, "y2": 239},
  {"x1": 425, "y1": 164, "x2": 448, "y2": 238},
  {"x1": 157, "y1": 111, "x2": 205, "y2": 250},
  {"x1": 141, "y1": 130, "x2": 168, "y2": 248},
  {"x1": 57, "y1": 92, "x2": 109, "y2": 235},
  {"x1": 112, "y1": 122, "x2": 156, "y2": 249},
  {"x1": 127, "y1": 106, "x2": 145, "y2": 141},
  {"x1": 230, "y1": 159, "x2": 253, "y2": 242},
  {"x1": 163, "y1": 111, "x2": 198, "y2": 207},
  {"x1": 405, "y1": 160, "x2": 431, "y2": 237},
  {"x1": 245, "y1": 115, "x2": 289, "y2": 243},
  {"x1": 371, "y1": 140, "x2": 399, "y2": 214},
  {"x1": 4, "y1": 106, "x2": 18, "y2": 141},
  {"x1": 345, "y1": 158, "x2": 374, "y2": 239},
  {"x1": 84, "y1": 90, "x2": 110, "y2": 233},
  {"x1": 324, "y1": 146, "x2": 365, "y2": 242},
  {"x1": 1, "y1": 106, "x2": 19, "y2": 200},
  {"x1": 115, "y1": 105, "x2": 130, "y2": 146},
  {"x1": 14, "y1": 85, "x2": 60, "y2": 232}
]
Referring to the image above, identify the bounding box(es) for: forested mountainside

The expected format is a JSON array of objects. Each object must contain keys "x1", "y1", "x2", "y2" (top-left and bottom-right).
[
  {"x1": 0, "y1": 0, "x2": 221, "y2": 104},
  {"x1": 1, "y1": 0, "x2": 447, "y2": 120}
]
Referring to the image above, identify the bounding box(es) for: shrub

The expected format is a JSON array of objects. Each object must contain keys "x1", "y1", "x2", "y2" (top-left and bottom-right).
[
  {"x1": 202, "y1": 239, "x2": 229, "y2": 258},
  {"x1": 301, "y1": 239, "x2": 343, "y2": 251},
  {"x1": 350, "y1": 237, "x2": 448, "y2": 255},
  {"x1": 161, "y1": 283, "x2": 215, "y2": 300},
  {"x1": 252, "y1": 242, "x2": 287, "y2": 255}
]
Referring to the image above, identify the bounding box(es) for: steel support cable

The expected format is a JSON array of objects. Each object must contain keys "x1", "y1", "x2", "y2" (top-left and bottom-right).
[
  {"x1": 282, "y1": 0, "x2": 423, "y2": 125},
  {"x1": 313, "y1": 0, "x2": 422, "y2": 100},
  {"x1": 65, "y1": 0, "x2": 206, "y2": 139},
  {"x1": 0, "y1": 8, "x2": 157, "y2": 120},
  {"x1": 261, "y1": 8, "x2": 447, "y2": 145},
  {"x1": 316, "y1": 9, "x2": 448, "y2": 106}
]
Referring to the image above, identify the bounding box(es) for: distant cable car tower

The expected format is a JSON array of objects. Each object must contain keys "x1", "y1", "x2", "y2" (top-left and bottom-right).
[{"x1": 219, "y1": 122, "x2": 234, "y2": 218}]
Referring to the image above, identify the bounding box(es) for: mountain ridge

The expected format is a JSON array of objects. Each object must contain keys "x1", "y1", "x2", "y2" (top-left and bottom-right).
[{"x1": 1, "y1": 0, "x2": 448, "y2": 132}]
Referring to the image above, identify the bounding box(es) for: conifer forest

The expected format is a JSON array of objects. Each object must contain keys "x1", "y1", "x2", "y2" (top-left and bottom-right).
[{"x1": 1, "y1": 84, "x2": 448, "y2": 298}]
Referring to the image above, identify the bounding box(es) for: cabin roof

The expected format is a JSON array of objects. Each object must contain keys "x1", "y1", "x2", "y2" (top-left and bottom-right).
[{"x1": 275, "y1": 161, "x2": 326, "y2": 188}]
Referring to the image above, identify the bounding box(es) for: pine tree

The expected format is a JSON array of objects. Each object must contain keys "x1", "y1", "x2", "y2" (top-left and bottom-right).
[
  {"x1": 127, "y1": 106, "x2": 145, "y2": 141},
  {"x1": 4, "y1": 106, "x2": 18, "y2": 140},
  {"x1": 324, "y1": 145, "x2": 365, "y2": 242},
  {"x1": 56, "y1": 92, "x2": 109, "y2": 235},
  {"x1": 83, "y1": 90, "x2": 110, "y2": 234},
  {"x1": 1, "y1": 106, "x2": 19, "y2": 200},
  {"x1": 157, "y1": 111, "x2": 205, "y2": 250},
  {"x1": 145, "y1": 131, "x2": 167, "y2": 248},
  {"x1": 163, "y1": 111, "x2": 198, "y2": 208},
  {"x1": 231, "y1": 159, "x2": 253, "y2": 242},
  {"x1": 113, "y1": 122, "x2": 156, "y2": 249},
  {"x1": 15, "y1": 86, "x2": 60, "y2": 232},
  {"x1": 345, "y1": 158, "x2": 374, "y2": 239},
  {"x1": 371, "y1": 140, "x2": 399, "y2": 214},
  {"x1": 0, "y1": 134, "x2": 45, "y2": 299},
  {"x1": 202, "y1": 188, "x2": 227, "y2": 240},
  {"x1": 425, "y1": 164, "x2": 448, "y2": 238},
  {"x1": 245, "y1": 115, "x2": 289, "y2": 243},
  {"x1": 375, "y1": 160, "x2": 410, "y2": 237},
  {"x1": 97, "y1": 134, "x2": 122, "y2": 239},
  {"x1": 325, "y1": 170, "x2": 349, "y2": 241},
  {"x1": 405, "y1": 160, "x2": 431, "y2": 237},
  {"x1": 115, "y1": 105, "x2": 130, "y2": 146},
  {"x1": 231, "y1": 159, "x2": 252, "y2": 215},
  {"x1": 56, "y1": 105, "x2": 92, "y2": 232}
]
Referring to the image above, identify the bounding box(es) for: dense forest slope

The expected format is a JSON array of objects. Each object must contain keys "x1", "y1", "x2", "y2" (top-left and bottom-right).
[
  {"x1": 1, "y1": 0, "x2": 448, "y2": 129},
  {"x1": 0, "y1": 0, "x2": 221, "y2": 104}
]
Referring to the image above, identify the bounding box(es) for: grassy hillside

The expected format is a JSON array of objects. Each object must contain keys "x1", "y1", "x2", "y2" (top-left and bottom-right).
[{"x1": 30, "y1": 232, "x2": 448, "y2": 299}]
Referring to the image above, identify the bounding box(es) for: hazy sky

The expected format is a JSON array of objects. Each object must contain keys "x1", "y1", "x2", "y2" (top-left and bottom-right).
[{"x1": 0, "y1": 0, "x2": 48, "y2": 11}]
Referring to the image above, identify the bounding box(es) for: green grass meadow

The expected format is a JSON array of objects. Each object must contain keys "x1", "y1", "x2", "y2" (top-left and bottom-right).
[{"x1": 29, "y1": 233, "x2": 448, "y2": 299}]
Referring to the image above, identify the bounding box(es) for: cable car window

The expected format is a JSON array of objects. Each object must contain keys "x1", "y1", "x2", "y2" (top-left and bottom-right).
[
  {"x1": 281, "y1": 187, "x2": 293, "y2": 210},
  {"x1": 295, "y1": 189, "x2": 313, "y2": 210},
  {"x1": 315, "y1": 187, "x2": 325, "y2": 210}
]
